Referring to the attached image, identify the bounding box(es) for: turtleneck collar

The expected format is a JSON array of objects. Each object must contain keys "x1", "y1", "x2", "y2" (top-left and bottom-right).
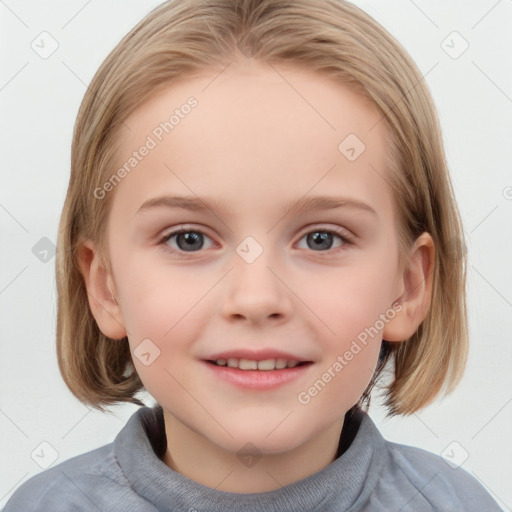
[{"x1": 114, "y1": 404, "x2": 385, "y2": 511}]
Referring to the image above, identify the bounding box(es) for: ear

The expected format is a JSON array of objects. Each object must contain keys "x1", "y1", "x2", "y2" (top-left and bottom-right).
[
  {"x1": 383, "y1": 232, "x2": 435, "y2": 342},
  {"x1": 76, "y1": 240, "x2": 127, "y2": 340}
]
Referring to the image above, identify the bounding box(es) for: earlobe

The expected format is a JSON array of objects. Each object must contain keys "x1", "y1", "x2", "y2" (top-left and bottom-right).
[
  {"x1": 383, "y1": 232, "x2": 435, "y2": 342},
  {"x1": 76, "y1": 240, "x2": 127, "y2": 340}
]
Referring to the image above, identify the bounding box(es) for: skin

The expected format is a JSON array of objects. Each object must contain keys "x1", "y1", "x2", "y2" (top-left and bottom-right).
[{"x1": 78, "y1": 55, "x2": 434, "y2": 493}]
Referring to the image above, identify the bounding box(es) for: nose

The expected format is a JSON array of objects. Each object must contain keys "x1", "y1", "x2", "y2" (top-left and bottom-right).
[{"x1": 221, "y1": 246, "x2": 293, "y2": 326}]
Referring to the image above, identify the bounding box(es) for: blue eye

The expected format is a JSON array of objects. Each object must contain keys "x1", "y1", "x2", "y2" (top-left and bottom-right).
[
  {"x1": 297, "y1": 229, "x2": 349, "y2": 252},
  {"x1": 159, "y1": 226, "x2": 352, "y2": 256},
  {"x1": 161, "y1": 229, "x2": 215, "y2": 253}
]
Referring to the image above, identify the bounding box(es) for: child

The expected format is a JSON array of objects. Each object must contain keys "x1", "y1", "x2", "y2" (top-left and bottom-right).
[{"x1": 5, "y1": 0, "x2": 502, "y2": 510}]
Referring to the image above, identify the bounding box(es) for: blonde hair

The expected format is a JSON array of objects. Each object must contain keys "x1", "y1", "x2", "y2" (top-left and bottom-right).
[{"x1": 56, "y1": 0, "x2": 468, "y2": 416}]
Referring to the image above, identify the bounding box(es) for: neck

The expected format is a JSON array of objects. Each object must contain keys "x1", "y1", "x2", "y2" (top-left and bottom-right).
[{"x1": 161, "y1": 412, "x2": 345, "y2": 493}]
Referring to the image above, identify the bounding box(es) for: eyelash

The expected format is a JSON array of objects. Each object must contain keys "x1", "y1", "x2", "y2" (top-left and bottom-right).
[{"x1": 158, "y1": 225, "x2": 354, "y2": 257}]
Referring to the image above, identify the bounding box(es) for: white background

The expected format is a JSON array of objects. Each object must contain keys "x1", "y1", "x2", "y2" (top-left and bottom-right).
[{"x1": 1, "y1": 0, "x2": 511, "y2": 509}]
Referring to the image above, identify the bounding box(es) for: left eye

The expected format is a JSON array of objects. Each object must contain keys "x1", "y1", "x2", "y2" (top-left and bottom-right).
[
  {"x1": 297, "y1": 229, "x2": 349, "y2": 252},
  {"x1": 159, "y1": 227, "x2": 351, "y2": 254}
]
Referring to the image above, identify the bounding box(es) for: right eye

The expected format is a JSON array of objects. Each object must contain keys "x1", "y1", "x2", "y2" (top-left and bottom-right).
[{"x1": 159, "y1": 227, "x2": 215, "y2": 254}]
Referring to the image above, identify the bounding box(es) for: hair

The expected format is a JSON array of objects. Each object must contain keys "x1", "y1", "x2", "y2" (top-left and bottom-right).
[{"x1": 56, "y1": 0, "x2": 468, "y2": 417}]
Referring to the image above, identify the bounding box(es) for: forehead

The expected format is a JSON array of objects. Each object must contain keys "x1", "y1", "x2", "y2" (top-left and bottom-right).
[{"x1": 109, "y1": 59, "x2": 392, "y2": 221}]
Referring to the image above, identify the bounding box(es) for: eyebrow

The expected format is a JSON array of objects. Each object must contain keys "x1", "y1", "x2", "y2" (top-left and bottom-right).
[{"x1": 136, "y1": 194, "x2": 377, "y2": 216}]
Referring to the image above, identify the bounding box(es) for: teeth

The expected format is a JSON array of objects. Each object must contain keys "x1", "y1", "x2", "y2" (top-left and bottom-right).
[
  {"x1": 214, "y1": 358, "x2": 302, "y2": 370},
  {"x1": 275, "y1": 358, "x2": 288, "y2": 369},
  {"x1": 239, "y1": 359, "x2": 258, "y2": 370},
  {"x1": 257, "y1": 359, "x2": 275, "y2": 370}
]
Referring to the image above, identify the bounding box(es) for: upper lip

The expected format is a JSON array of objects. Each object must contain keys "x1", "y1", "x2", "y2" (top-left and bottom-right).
[{"x1": 203, "y1": 349, "x2": 311, "y2": 362}]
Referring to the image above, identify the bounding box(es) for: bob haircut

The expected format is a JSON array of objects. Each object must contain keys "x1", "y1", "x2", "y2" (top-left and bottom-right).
[{"x1": 56, "y1": 0, "x2": 468, "y2": 417}]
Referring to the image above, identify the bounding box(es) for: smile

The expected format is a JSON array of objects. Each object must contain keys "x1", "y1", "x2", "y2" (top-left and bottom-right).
[
  {"x1": 209, "y1": 358, "x2": 304, "y2": 370},
  {"x1": 203, "y1": 359, "x2": 313, "y2": 390}
]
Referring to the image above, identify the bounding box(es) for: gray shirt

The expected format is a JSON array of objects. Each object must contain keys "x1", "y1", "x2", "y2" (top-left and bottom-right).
[{"x1": 4, "y1": 404, "x2": 502, "y2": 511}]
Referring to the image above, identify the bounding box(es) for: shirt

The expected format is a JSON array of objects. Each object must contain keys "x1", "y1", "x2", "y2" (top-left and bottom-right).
[{"x1": 3, "y1": 404, "x2": 502, "y2": 511}]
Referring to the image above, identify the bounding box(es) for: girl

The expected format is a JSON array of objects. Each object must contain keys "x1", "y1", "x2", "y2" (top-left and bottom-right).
[{"x1": 5, "y1": 0, "x2": 502, "y2": 510}]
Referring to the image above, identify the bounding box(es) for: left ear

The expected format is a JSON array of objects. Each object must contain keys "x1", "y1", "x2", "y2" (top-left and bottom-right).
[{"x1": 383, "y1": 232, "x2": 435, "y2": 342}]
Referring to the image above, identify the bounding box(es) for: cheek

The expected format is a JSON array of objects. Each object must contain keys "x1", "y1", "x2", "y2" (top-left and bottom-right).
[
  {"x1": 298, "y1": 260, "x2": 396, "y2": 402},
  {"x1": 116, "y1": 258, "x2": 211, "y2": 385},
  {"x1": 118, "y1": 253, "x2": 206, "y2": 336},
  {"x1": 295, "y1": 271, "x2": 390, "y2": 416},
  {"x1": 313, "y1": 259, "x2": 398, "y2": 339}
]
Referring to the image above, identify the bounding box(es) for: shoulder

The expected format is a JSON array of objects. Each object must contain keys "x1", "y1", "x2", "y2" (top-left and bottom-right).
[
  {"x1": 3, "y1": 443, "x2": 155, "y2": 512},
  {"x1": 382, "y1": 439, "x2": 501, "y2": 511}
]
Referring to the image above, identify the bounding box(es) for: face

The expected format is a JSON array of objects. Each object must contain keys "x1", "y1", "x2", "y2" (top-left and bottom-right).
[{"x1": 99, "y1": 57, "x2": 405, "y2": 456}]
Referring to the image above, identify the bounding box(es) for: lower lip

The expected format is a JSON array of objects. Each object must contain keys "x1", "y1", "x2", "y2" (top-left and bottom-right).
[{"x1": 202, "y1": 361, "x2": 313, "y2": 390}]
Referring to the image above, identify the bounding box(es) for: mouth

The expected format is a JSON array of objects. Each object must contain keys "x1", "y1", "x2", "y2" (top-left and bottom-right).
[
  {"x1": 206, "y1": 358, "x2": 310, "y2": 371},
  {"x1": 201, "y1": 352, "x2": 314, "y2": 390}
]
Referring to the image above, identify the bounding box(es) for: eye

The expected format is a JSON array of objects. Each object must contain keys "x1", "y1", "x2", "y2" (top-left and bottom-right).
[
  {"x1": 158, "y1": 225, "x2": 353, "y2": 256},
  {"x1": 159, "y1": 227, "x2": 215, "y2": 254},
  {"x1": 296, "y1": 227, "x2": 352, "y2": 253}
]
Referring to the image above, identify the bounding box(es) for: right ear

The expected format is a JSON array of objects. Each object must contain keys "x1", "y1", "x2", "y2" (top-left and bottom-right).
[{"x1": 76, "y1": 240, "x2": 127, "y2": 340}]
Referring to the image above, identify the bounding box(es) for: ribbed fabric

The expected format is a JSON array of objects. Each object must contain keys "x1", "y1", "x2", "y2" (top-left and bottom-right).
[{"x1": 4, "y1": 405, "x2": 502, "y2": 511}]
